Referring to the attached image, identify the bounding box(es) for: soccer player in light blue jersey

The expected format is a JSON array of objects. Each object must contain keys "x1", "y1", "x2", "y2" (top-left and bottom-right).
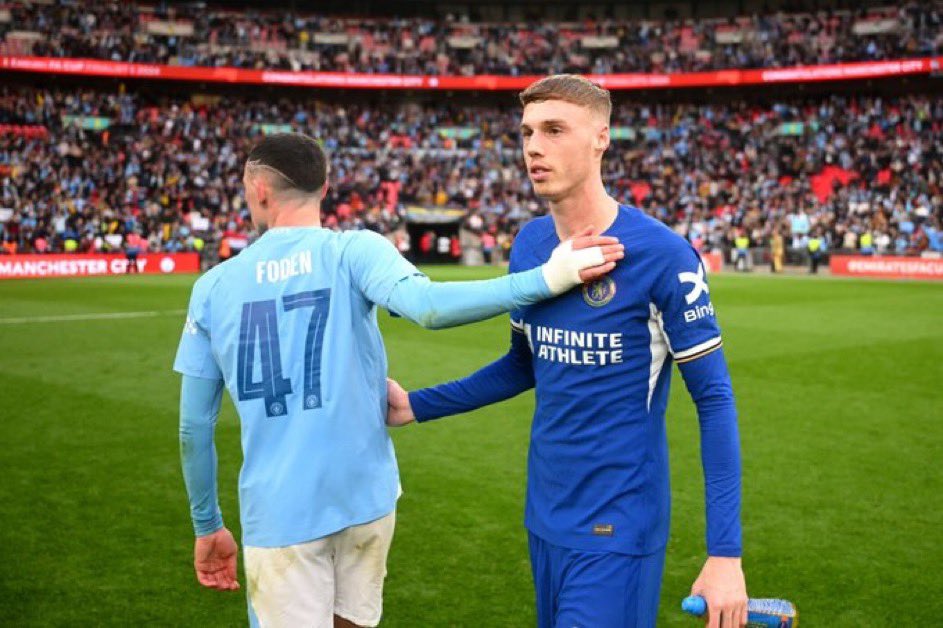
[
  {"x1": 387, "y1": 76, "x2": 749, "y2": 628},
  {"x1": 173, "y1": 133, "x2": 623, "y2": 628}
]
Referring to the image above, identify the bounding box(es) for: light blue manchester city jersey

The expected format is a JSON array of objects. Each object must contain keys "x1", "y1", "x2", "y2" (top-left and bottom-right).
[{"x1": 174, "y1": 227, "x2": 420, "y2": 548}]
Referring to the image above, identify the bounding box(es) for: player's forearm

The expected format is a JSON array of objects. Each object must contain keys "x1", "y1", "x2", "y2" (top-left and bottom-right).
[
  {"x1": 679, "y1": 349, "x2": 743, "y2": 556},
  {"x1": 700, "y1": 407, "x2": 742, "y2": 557},
  {"x1": 179, "y1": 375, "x2": 226, "y2": 537},
  {"x1": 387, "y1": 268, "x2": 552, "y2": 330},
  {"x1": 410, "y1": 350, "x2": 535, "y2": 420}
]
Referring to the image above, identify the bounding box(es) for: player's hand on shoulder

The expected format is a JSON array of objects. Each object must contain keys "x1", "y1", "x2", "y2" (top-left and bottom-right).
[
  {"x1": 386, "y1": 378, "x2": 415, "y2": 427},
  {"x1": 542, "y1": 226, "x2": 624, "y2": 294},
  {"x1": 193, "y1": 527, "x2": 241, "y2": 591},
  {"x1": 690, "y1": 556, "x2": 748, "y2": 628}
]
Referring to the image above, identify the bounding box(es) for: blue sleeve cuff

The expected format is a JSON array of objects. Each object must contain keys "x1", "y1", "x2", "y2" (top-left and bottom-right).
[
  {"x1": 518, "y1": 266, "x2": 552, "y2": 300},
  {"x1": 194, "y1": 514, "x2": 225, "y2": 537},
  {"x1": 410, "y1": 390, "x2": 437, "y2": 423}
]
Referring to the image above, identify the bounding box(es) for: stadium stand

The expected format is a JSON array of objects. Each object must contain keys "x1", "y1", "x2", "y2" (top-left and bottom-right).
[
  {"x1": 1, "y1": 86, "x2": 941, "y2": 262},
  {"x1": 1, "y1": 2, "x2": 940, "y2": 74},
  {"x1": 1, "y1": 1, "x2": 942, "y2": 269}
]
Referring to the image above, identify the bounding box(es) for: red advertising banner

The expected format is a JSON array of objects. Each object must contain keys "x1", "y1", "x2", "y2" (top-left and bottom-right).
[
  {"x1": 700, "y1": 252, "x2": 724, "y2": 274},
  {"x1": 0, "y1": 253, "x2": 200, "y2": 280},
  {"x1": 2, "y1": 55, "x2": 941, "y2": 91},
  {"x1": 829, "y1": 255, "x2": 943, "y2": 280}
]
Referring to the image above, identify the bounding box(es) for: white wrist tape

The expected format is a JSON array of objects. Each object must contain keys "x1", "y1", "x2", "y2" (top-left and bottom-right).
[{"x1": 541, "y1": 240, "x2": 607, "y2": 295}]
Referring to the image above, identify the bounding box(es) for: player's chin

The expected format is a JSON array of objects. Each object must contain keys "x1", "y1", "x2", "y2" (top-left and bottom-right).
[{"x1": 531, "y1": 181, "x2": 564, "y2": 201}]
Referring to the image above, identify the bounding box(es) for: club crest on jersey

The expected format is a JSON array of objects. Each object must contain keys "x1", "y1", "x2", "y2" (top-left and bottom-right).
[
  {"x1": 583, "y1": 276, "x2": 616, "y2": 307},
  {"x1": 183, "y1": 316, "x2": 199, "y2": 335}
]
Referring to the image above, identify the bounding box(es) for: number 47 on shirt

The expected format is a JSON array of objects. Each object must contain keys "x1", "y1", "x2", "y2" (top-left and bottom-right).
[{"x1": 237, "y1": 289, "x2": 331, "y2": 418}]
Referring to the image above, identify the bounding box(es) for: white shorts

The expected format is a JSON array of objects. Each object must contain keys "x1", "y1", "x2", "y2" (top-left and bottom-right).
[{"x1": 245, "y1": 511, "x2": 396, "y2": 628}]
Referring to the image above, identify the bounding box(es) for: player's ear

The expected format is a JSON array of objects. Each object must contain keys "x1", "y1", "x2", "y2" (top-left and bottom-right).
[
  {"x1": 320, "y1": 181, "x2": 329, "y2": 200},
  {"x1": 255, "y1": 176, "x2": 268, "y2": 206},
  {"x1": 594, "y1": 124, "x2": 610, "y2": 153}
]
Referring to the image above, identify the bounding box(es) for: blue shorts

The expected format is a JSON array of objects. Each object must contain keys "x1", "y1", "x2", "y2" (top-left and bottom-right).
[{"x1": 529, "y1": 532, "x2": 665, "y2": 628}]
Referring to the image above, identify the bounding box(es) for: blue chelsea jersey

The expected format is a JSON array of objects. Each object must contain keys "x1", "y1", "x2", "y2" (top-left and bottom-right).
[{"x1": 510, "y1": 205, "x2": 723, "y2": 555}]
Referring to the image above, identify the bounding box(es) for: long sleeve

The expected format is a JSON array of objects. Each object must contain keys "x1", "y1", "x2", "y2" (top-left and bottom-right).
[
  {"x1": 386, "y1": 268, "x2": 551, "y2": 330},
  {"x1": 410, "y1": 324, "x2": 535, "y2": 420},
  {"x1": 345, "y1": 228, "x2": 553, "y2": 329},
  {"x1": 179, "y1": 374, "x2": 226, "y2": 537},
  {"x1": 677, "y1": 348, "x2": 743, "y2": 557}
]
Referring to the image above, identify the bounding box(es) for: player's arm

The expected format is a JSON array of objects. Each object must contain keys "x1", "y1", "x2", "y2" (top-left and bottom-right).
[
  {"x1": 178, "y1": 375, "x2": 239, "y2": 591},
  {"x1": 348, "y1": 229, "x2": 622, "y2": 329},
  {"x1": 386, "y1": 231, "x2": 540, "y2": 426},
  {"x1": 677, "y1": 351, "x2": 742, "y2": 557},
  {"x1": 173, "y1": 276, "x2": 239, "y2": 591},
  {"x1": 679, "y1": 351, "x2": 747, "y2": 627},
  {"x1": 388, "y1": 318, "x2": 535, "y2": 425},
  {"x1": 653, "y1": 241, "x2": 747, "y2": 628},
  {"x1": 179, "y1": 375, "x2": 225, "y2": 537}
]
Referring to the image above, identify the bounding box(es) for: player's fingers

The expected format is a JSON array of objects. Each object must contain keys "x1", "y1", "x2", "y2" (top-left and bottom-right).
[
  {"x1": 213, "y1": 567, "x2": 232, "y2": 591},
  {"x1": 198, "y1": 570, "x2": 219, "y2": 589},
  {"x1": 563, "y1": 227, "x2": 596, "y2": 247},
  {"x1": 211, "y1": 570, "x2": 227, "y2": 590},
  {"x1": 230, "y1": 560, "x2": 241, "y2": 590},
  {"x1": 571, "y1": 235, "x2": 619, "y2": 250},
  {"x1": 579, "y1": 261, "x2": 615, "y2": 282},
  {"x1": 579, "y1": 262, "x2": 615, "y2": 281},
  {"x1": 599, "y1": 244, "x2": 625, "y2": 261},
  {"x1": 226, "y1": 558, "x2": 239, "y2": 588},
  {"x1": 706, "y1": 603, "x2": 720, "y2": 628},
  {"x1": 739, "y1": 601, "x2": 748, "y2": 627}
]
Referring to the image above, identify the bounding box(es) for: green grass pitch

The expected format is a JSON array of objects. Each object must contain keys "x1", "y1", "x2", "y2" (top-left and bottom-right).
[{"x1": 0, "y1": 268, "x2": 941, "y2": 626}]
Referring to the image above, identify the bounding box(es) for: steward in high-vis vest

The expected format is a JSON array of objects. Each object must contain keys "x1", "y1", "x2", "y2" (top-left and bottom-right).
[
  {"x1": 808, "y1": 232, "x2": 826, "y2": 274},
  {"x1": 734, "y1": 233, "x2": 751, "y2": 271}
]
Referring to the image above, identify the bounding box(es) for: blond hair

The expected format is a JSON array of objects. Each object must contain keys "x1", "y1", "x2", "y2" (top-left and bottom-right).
[{"x1": 519, "y1": 74, "x2": 611, "y2": 121}]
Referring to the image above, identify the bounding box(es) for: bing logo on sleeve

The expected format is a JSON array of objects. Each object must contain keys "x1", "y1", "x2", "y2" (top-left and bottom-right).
[{"x1": 583, "y1": 276, "x2": 616, "y2": 307}]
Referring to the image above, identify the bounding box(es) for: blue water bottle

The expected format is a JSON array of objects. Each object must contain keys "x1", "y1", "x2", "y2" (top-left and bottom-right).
[{"x1": 681, "y1": 595, "x2": 798, "y2": 627}]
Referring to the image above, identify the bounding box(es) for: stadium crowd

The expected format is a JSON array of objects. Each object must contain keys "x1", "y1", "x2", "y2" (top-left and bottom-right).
[
  {"x1": 1, "y1": 2, "x2": 941, "y2": 75},
  {"x1": 1, "y1": 86, "x2": 942, "y2": 261}
]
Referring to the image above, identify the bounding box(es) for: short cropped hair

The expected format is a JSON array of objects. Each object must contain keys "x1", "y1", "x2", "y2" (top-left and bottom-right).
[
  {"x1": 245, "y1": 133, "x2": 327, "y2": 195},
  {"x1": 519, "y1": 74, "x2": 612, "y2": 121}
]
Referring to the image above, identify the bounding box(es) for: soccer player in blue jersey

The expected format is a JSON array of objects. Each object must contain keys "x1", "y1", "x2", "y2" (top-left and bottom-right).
[
  {"x1": 173, "y1": 132, "x2": 623, "y2": 628},
  {"x1": 386, "y1": 76, "x2": 749, "y2": 628}
]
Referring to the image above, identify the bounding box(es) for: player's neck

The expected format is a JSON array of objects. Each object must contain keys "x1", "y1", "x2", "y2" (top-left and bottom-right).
[
  {"x1": 268, "y1": 204, "x2": 322, "y2": 229},
  {"x1": 547, "y1": 182, "x2": 619, "y2": 240}
]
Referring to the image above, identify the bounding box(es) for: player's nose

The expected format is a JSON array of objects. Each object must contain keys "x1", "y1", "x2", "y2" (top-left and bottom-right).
[{"x1": 525, "y1": 135, "x2": 545, "y2": 157}]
